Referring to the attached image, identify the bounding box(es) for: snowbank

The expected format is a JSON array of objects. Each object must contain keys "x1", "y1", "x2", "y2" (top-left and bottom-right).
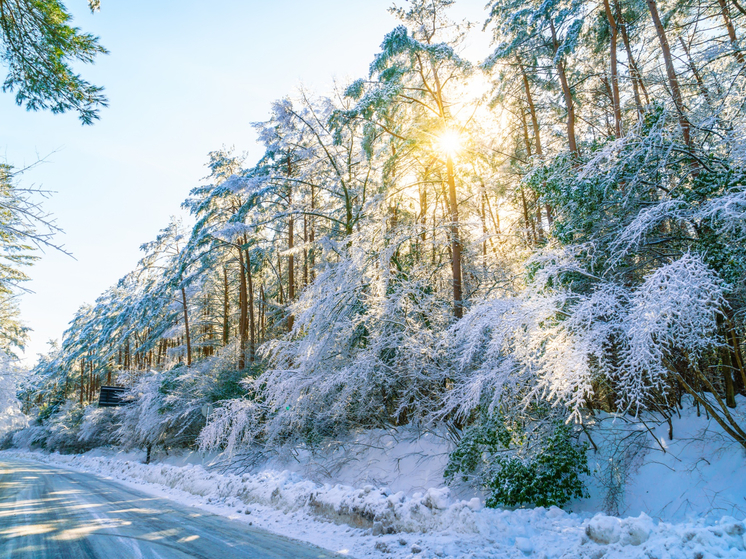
[{"x1": 2, "y1": 448, "x2": 745, "y2": 559}]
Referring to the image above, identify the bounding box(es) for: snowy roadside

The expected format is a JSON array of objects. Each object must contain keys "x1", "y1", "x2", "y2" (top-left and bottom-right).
[{"x1": 2, "y1": 449, "x2": 745, "y2": 558}]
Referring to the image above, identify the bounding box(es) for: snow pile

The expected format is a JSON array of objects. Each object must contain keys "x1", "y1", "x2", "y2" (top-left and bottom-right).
[
  {"x1": 2, "y1": 448, "x2": 746, "y2": 559},
  {"x1": 1, "y1": 450, "x2": 482, "y2": 534},
  {"x1": 577, "y1": 399, "x2": 746, "y2": 522}
]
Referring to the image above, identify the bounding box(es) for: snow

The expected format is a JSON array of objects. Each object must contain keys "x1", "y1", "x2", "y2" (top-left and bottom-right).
[
  {"x1": 0, "y1": 357, "x2": 28, "y2": 436},
  {"x1": 3, "y1": 400, "x2": 746, "y2": 558}
]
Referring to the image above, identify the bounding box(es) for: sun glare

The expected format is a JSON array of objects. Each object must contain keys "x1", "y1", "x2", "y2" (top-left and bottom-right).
[{"x1": 436, "y1": 129, "x2": 463, "y2": 159}]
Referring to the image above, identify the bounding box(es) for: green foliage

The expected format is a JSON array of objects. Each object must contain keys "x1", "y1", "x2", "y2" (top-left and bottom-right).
[
  {"x1": 446, "y1": 417, "x2": 589, "y2": 508},
  {"x1": 485, "y1": 423, "x2": 589, "y2": 508},
  {"x1": 0, "y1": 0, "x2": 108, "y2": 123}
]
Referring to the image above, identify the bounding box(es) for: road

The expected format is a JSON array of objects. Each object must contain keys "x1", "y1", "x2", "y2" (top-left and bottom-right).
[{"x1": 0, "y1": 457, "x2": 344, "y2": 559}]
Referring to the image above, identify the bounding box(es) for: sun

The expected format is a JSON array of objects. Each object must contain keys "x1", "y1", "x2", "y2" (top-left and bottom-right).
[{"x1": 435, "y1": 128, "x2": 463, "y2": 159}]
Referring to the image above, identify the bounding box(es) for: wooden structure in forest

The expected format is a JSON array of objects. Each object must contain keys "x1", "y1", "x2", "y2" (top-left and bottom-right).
[{"x1": 98, "y1": 386, "x2": 127, "y2": 407}]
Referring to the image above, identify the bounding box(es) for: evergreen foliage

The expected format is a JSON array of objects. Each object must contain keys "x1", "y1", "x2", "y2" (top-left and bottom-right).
[{"x1": 0, "y1": 0, "x2": 107, "y2": 123}]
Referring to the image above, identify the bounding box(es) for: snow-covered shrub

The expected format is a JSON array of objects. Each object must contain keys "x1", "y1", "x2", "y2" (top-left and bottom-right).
[
  {"x1": 42, "y1": 401, "x2": 89, "y2": 453},
  {"x1": 118, "y1": 344, "x2": 246, "y2": 451},
  {"x1": 117, "y1": 366, "x2": 204, "y2": 450},
  {"x1": 616, "y1": 253, "x2": 727, "y2": 413},
  {"x1": 78, "y1": 406, "x2": 120, "y2": 447},
  {"x1": 198, "y1": 397, "x2": 263, "y2": 457}
]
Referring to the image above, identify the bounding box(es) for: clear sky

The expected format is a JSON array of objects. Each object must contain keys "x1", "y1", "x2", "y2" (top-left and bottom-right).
[{"x1": 0, "y1": 0, "x2": 490, "y2": 366}]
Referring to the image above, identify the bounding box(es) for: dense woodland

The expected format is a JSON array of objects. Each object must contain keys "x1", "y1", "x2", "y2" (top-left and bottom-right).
[{"x1": 6, "y1": 0, "x2": 746, "y2": 503}]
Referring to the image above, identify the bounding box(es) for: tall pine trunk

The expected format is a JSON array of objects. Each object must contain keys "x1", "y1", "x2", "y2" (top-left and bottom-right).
[
  {"x1": 603, "y1": 0, "x2": 623, "y2": 138},
  {"x1": 549, "y1": 20, "x2": 578, "y2": 154},
  {"x1": 245, "y1": 249, "x2": 256, "y2": 362},
  {"x1": 237, "y1": 247, "x2": 248, "y2": 370},
  {"x1": 645, "y1": 0, "x2": 692, "y2": 148}
]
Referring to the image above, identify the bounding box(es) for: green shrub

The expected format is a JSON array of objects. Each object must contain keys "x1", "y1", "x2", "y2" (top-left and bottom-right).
[{"x1": 446, "y1": 416, "x2": 589, "y2": 508}]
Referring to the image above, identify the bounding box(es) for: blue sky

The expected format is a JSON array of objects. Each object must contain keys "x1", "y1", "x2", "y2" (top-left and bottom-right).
[{"x1": 0, "y1": 0, "x2": 490, "y2": 364}]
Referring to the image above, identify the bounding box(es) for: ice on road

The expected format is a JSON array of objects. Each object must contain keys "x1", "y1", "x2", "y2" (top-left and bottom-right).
[{"x1": 0, "y1": 458, "x2": 342, "y2": 559}]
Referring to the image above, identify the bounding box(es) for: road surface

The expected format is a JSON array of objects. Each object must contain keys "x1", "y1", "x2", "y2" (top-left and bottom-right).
[{"x1": 0, "y1": 457, "x2": 344, "y2": 559}]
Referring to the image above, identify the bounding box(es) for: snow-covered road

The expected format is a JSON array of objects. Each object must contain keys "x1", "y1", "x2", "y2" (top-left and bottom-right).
[{"x1": 0, "y1": 458, "x2": 342, "y2": 559}]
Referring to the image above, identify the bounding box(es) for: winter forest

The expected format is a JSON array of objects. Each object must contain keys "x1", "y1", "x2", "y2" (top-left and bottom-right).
[{"x1": 4, "y1": 0, "x2": 746, "y2": 527}]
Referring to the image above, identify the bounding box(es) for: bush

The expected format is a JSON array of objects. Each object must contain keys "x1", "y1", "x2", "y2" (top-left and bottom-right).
[{"x1": 446, "y1": 415, "x2": 589, "y2": 508}]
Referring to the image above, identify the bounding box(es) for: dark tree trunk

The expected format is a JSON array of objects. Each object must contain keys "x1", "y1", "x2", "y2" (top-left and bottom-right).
[
  {"x1": 717, "y1": 0, "x2": 746, "y2": 65},
  {"x1": 616, "y1": 0, "x2": 649, "y2": 115},
  {"x1": 245, "y1": 249, "x2": 256, "y2": 361},
  {"x1": 446, "y1": 154, "x2": 463, "y2": 319},
  {"x1": 181, "y1": 287, "x2": 192, "y2": 367},
  {"x1": 237, "y1": 248, "x2": 248, "y2": 370},
  {"x1": 645, "y1": 0, "x2": 692, "y2": 148},
  {"x1": 222, "y1": 266, "x2": 230, "y2": 346},
  {"x1": 603, "y1": 0, "x2": 623, "y2": 138},
  {"x1": 549, "y1": 20, "x2": 578, "y2": 154}
]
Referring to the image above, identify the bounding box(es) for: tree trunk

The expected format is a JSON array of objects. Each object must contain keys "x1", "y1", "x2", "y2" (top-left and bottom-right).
[
  {"x1": 303, "y1": 213, "x2": 308, "y2": 286},
  {"x1": 520, "y1": 188, "x2": 536, "y2": 246},
  {"x1": 79, "y1": 361, "x2": 85, "y2": 405},
  {"x1": 549, "y1": 20, "x2": 578, "y2": 154},
  {"x1": 309, "y1": 185, "x2": 315, "y2": 283},
  {"x1": 518, "y1": 59, "x2": 543, "y2": 156},
  {"x1": 603, "y1": 0, "x2": 623, "y2": 138},
  {"x1": 645, "y1": 0, "x2": 692, "y2": 148},
  {"x1": 222, "y1": 266, "x2": 229, "y2": 346},
  {"x1": 679, "y1": 36, "x2": 715, "y2": 108},
  {"x1": 616, "y1": 0, "x2": 649, "y2": 116},
  {"x1": 717, "y1": 0, "x2": 746, "y2": 66},
  {"x1": 446, "y1": 154, "x2": 463, "y2": 319},
  {"x1": 181, "y1": 287, "x2": 192, "y2": 367},
  {"x1": 245, "y1": 249, "x2": 256, "y2": 361},
  {"x1": 287, "y1": 202, "x2": 295, "y2": 332},
  {"x1": 237, "y1": 248, "x2": 248, "y2": 369}
]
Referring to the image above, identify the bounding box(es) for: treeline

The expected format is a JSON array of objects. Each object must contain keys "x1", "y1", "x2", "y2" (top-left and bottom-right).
[{"x1": 18, "y1": 0, "x2": 746, "y2": 457}]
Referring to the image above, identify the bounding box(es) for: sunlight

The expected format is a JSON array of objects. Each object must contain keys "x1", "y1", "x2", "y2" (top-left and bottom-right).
[{"x1": 435, "y1": 128, "x2": 463, "y2": 159}]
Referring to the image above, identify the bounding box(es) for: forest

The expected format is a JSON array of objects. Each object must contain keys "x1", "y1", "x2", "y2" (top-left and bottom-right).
[{"x1": 7, "y1": 0, "x2": 746, "y2": 509}]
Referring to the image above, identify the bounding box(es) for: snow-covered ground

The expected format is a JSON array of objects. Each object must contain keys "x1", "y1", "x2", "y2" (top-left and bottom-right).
[{"x1": 3, "y1": 399, "x2": 746, "y2": 558}]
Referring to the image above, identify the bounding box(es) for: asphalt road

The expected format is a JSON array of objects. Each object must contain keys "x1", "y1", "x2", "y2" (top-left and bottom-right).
[{"x1": 0, "y1": 458, "x2": 344, "y2": 559}]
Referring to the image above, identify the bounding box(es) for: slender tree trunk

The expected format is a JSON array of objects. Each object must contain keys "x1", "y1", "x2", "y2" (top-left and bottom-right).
[
  {"x1": 309, "y1": 185, "x2": 315, "y2": 283},
  {"x1": 519, "y1": 103, "x2": 533, "y2": 157},
  {"x1": 679, "y1": 36, "x2": 715, "y2": 108},
  {"x1": 245, "y1": 249, "x2": 256, "y2": 361},
  {"x1": 80, "y1": 361, "x2": 85, "y2": 405},
  {"x1": 722, "y1": 344, "x2": 737, "y2": 408},
  {"x1": 277, "y1": 253, "x2": 284, "y2": 305},
  {"x1": 549, "y1": 20, "x2": 578, "y2": 154},
  {"x1": 718, "y1": 0, "x2": 746, "y2": 65},
  {"x1": 287, "y1": 198, "x2": 295, "y2": 332},
  {"x1": 645, "y1": 0, "x2": 692, "y2": 148},
  {"x1": 181, "y1": 287, "x2": 192, "y2": 367},
  {"x1": 237, "y1": 248, "x2": 248, "y2": 369},
  {"x1": 222, "y1": 266, "x2": 230, "y2": 346},
  {"x1": 288, "y1": 210, "x2": 295, "y2": 301},
  {"x1": 303, "y1": 214, "x2": 308, "y2": 286},
  {"x1": 260, "y1": 283, "x2": 266, "y2": 342},
  {"x1": 603, "y1": 0, "x2": 623, "y2": 138},
  {"x1": 519, "y1": 59, "x2": 543, "y2": 156},
  {"x1": 481, "y1": 187, "x2": 488, "y2": 259},
  {"x1": 520, "y1": 188, "x2": 536, "y2": 245},
  {"x1": 446, "y1": 154, "x2": 463, "y2": 319},
  {"x1": 616, "y1": 0, "x2": 648, "y2": 116}
]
